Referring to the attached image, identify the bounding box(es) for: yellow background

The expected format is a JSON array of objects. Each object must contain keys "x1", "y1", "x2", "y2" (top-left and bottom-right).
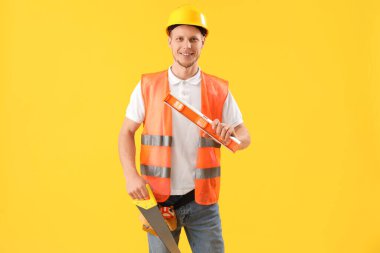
[{"x1": 1, "y1": 0, "x2": 380, "y2": 252}]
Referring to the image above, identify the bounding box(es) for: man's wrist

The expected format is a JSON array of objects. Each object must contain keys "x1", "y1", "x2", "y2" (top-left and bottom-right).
[{"x1": 124, "y1": 168, "x2": 140, "y2": 179}]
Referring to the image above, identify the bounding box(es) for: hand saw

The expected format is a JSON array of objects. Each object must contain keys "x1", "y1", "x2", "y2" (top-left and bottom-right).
[
  {"x1": 133, "y1": 184, "x2": 181, "y2": 253},
  {"x1": 164, "y1": 93, "x2": 241, "y2": 152}
]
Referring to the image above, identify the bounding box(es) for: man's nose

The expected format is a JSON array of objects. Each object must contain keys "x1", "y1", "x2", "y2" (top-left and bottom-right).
[{"x1": 185, "y1": 40, "x2": 191, "y2": 48}]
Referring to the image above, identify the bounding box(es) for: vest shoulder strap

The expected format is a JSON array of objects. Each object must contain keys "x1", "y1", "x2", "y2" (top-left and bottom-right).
[
  {"x1": 141, "y1": 70, "x2": 167, "y2": 86},
  {"x1": 201, "y1": 71, "x2": 229, "y2": 88}
]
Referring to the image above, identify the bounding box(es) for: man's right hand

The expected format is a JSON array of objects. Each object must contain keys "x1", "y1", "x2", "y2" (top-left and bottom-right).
[{"x1": 126, "y1": 173, "x2": 150, "y2": 200}]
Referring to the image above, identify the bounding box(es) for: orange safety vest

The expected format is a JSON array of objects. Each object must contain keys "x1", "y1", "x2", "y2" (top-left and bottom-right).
[{"x1": 140, "y1": 70, "x2": 228, "y2": 205}]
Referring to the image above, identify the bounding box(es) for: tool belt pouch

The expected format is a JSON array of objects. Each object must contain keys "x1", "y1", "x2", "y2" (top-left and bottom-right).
[{"x1": 139, "y1": 206, "x2": 177, "y2": 236}]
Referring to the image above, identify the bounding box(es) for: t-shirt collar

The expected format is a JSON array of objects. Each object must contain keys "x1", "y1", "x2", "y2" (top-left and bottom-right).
[{"x1": 168, "y1": 66, "x2": 201, "y2": 86}]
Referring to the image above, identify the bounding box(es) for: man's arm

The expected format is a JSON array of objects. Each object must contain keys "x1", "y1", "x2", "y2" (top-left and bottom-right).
[
  {"x1": 233, "y1": 123, "x2": 251, "y2": 150},
  {"x1": 118, "y1": 117, "x2": 149, "y2": 200}
]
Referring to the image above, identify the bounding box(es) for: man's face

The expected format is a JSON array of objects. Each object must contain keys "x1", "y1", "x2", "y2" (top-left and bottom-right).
[{"x1": 168, "y1": 25, "x2": 205, "y2": 68}]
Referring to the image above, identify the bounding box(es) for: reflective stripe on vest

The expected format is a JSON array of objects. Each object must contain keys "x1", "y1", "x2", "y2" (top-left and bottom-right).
[
  {"x1": 142, "y1": 135, "x2": 217, "y2": 148},
  {"x1": 142, "y1": 135, "x2": 172, "y2": 147},
  {"x1": 140, "y1": 165, "x2": 171, "y2": 178},
  {"x1": 199, "y1": 137, "x2": 221, "y2": 148},
  {"x1": 195, "y1": 167, "x2": 221, "y2": 179}
]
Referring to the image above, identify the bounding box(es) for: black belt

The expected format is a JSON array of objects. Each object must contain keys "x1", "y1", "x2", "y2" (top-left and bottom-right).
[{"x1": 158, "y1": 190, "x2": 195, "y2": 210}]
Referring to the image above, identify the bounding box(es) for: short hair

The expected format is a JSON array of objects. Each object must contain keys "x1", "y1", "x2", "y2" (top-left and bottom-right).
[{"x1": 167, "y1": 24, "x2": 208, "y2": 37}]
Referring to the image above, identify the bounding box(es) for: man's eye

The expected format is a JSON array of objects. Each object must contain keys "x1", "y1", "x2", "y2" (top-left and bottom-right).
[
  {"x1": 190, "y1": 38, "x2": 198, "y2": 42},
  {"x1": 176, "y1": 38, "x2": 183, "y2": 41}
]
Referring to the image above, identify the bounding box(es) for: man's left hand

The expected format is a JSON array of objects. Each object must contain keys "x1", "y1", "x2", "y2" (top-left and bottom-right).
[{"x1": 209, "y1": 119, "x2": 236, "y2": 144}]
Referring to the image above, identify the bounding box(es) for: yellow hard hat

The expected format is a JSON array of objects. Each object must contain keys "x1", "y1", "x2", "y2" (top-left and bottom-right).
[{"x1": 166, "y1": 5, "x2": 208, "y2": 36}]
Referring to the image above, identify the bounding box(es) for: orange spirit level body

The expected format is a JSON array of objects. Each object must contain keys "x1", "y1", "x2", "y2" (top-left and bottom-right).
[{"x1": 164, "y1": 93, "x2": 241, "y2": 153}]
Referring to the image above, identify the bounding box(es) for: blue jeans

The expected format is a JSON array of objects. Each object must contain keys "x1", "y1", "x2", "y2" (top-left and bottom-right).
[{"x1": 148, "y1": 201, "x2": 224, "y2": 253}]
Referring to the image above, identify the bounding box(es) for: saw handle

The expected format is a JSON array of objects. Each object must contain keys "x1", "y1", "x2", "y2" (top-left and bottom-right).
[{"x1": 133, "y1": 184, "x2": 157, "y2": 210}]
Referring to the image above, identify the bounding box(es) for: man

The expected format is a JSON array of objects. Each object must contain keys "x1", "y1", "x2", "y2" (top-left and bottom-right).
[{"x1": 118, "y1": 5, "x2": 251, "y2": 253}]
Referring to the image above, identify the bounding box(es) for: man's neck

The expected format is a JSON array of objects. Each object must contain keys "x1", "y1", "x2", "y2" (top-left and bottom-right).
[{"x1": 171, "y1": 62, "x2": 199, "y2": 80}]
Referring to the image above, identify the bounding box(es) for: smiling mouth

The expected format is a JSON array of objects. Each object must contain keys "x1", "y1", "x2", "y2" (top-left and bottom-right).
[{"x1": 180, "y1": 52, "x2": 194, "y2": 56}]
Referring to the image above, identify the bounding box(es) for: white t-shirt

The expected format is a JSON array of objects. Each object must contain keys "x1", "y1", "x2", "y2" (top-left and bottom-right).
[{"x1": 126, "y1": 67, "x2": 243, "y2": 195}]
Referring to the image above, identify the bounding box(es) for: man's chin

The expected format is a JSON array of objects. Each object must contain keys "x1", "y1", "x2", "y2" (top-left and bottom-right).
[{"x1": 177, "y1": 60, "x2": 197, "y2": 69}]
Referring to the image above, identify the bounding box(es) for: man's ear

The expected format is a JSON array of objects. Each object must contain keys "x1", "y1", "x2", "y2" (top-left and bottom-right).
[
  {"x1": 168, "y1": 36, "x2": 171, "y2": 46},
  {"x1": 201, "y1": 36, "x2": 205, "y2": 47}
]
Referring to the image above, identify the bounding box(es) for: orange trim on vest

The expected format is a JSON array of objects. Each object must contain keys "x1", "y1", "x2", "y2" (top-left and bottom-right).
[
  {"x1": 140, "y1": 69, "x2": 228, "y2": 205},
  {"x1": 195, "y1": 147, "x2": 220, "y2": 169},
  {"x1": 140, "y1": 146, "x2": 171, "y2": 168}
]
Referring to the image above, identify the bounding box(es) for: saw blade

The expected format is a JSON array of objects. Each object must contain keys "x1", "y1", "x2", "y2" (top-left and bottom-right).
[
  {"x1": 137, "y1": 205, "x2": 180, "y2": 253},
  {"x1": 133, "y1": 184, "x2": 180, "y2": 253}
]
